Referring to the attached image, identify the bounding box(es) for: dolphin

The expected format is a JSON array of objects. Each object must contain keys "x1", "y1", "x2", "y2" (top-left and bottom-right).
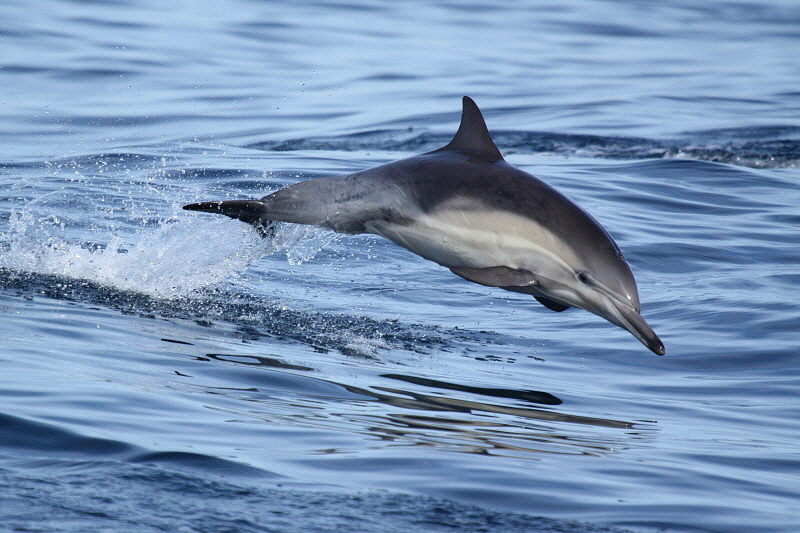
[{"x1": 184, "y1": 97, "x2": 665, "y2": 355}]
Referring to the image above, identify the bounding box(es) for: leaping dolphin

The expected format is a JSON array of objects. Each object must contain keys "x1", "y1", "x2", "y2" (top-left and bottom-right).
[{"x1": 184, "y1": 97, "x2": 665, "y2": 355}]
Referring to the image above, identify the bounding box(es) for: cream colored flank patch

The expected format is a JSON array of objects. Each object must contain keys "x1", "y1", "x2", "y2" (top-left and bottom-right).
[{"x1": 365, "y1": 201, "x2": 578, "y2": 272}]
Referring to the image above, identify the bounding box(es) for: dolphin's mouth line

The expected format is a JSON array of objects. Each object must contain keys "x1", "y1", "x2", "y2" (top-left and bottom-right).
[{"x1": 578, "y1": 271, "x2": 638, "y2": 311}]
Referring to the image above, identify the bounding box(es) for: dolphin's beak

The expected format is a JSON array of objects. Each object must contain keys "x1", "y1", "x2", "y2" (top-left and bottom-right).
[
  {"x1": 610, "y1": 300, "x2": 665, "y2": 355},
  {"x1": 563, "y1": 272, "x2": 665, "y2": 355}
]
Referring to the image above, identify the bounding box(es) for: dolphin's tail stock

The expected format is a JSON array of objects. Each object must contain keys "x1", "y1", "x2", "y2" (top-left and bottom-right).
[{"x1": 183, "y1": 200, "x2": 276, "y2": 237}]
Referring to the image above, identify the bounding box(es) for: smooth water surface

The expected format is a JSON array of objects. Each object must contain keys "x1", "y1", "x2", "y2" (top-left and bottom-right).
[{"x1": 2, "y1": 2, "x2": 799, "y2": 532}]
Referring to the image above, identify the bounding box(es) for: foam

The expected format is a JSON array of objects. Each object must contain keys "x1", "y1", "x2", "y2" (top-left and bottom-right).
[{"x1": 0, "y1": 195, "x2": 337, "y2": 299}]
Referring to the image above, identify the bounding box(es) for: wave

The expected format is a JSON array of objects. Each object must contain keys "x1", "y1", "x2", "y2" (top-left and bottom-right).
[
  {"x1": 0, "y1": 411, "x2": 271, "y2": 477},
  {"x1": 0, "y1": 409, "x2": 629, "y2": 533},
  {"x1": 0, "y1": 268, "x2": 463, "y2": 357},
  {"x1": 247, "y1": 125, "x2": 800, "y2": 169}
]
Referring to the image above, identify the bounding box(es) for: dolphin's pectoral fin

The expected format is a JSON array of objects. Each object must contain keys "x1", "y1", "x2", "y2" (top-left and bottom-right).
[
  {"x1": 534, "y1": 296, "x2": 570, "y2": 312},
  {"x1": 450, "y1": 267, "x2": 570, "y2": 312},
  {"x1": 449, "y1": 266, "x2": 538, "y2": 288}
]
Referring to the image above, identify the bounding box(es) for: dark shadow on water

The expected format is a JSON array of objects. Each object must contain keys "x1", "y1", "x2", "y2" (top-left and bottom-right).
[
  {"x1": 195, "y1": 349, "x2": 652, "y2": 458},
  {"x1": 380, "y1": 372, "x2": 563, "y2": 405},
  {"x1": 207, "y1": 352, "x2": 314, "y2": 372}
]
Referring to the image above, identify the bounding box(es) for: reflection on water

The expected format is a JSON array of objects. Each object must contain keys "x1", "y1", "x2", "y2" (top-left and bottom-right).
[
  {"x1": 207, "y1": 352, "x2": 314, "y2": 372},
  {"x1": 199, "y1": 348, "x2": 653, "y2": 459},
  {"x1": 380, "y1": 373, "x2": 563, "y2": 405}
]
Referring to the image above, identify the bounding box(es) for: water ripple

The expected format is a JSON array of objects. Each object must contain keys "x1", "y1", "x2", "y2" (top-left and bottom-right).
[{"x1": 248, "y1": 128, "x2": 800, "y2": 169}]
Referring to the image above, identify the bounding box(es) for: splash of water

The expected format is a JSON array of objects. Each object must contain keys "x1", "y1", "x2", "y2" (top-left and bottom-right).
[
  {"x1": 2, "y1": 215, "x2": 252, "y2": 298},
  {"x1": 0, "y1": 193, "x2": 334, "y2": 299}
]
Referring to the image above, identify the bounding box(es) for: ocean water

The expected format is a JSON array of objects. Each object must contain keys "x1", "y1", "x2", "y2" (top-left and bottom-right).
[{"x1": 1, "y1": 1, "x2": 799, "y2": 532}]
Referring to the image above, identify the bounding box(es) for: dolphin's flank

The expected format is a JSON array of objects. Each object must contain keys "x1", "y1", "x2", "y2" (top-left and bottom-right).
[{"x1": 184, "y1": 97, "x2": 665, "y2": 355}]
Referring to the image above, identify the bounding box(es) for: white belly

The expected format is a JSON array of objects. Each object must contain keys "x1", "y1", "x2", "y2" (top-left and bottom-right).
[{"x1": 364, "y1": 207, "x2": 571, "y2": 271}]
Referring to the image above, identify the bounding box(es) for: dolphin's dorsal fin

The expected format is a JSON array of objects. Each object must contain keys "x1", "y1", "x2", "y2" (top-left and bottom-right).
[{"x1": 438, "y1": 96, "x2": 503, "y2": 161}]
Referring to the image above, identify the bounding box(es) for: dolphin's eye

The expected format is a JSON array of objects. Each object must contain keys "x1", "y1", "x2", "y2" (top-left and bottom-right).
[{"x1": 577, "y1": 271, "x2": 591, "y2": 284}]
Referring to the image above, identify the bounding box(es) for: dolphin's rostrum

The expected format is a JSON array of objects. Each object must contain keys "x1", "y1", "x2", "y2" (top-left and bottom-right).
[{"x1": 185, "y1": 97, "x2": 665, "y2": 355}]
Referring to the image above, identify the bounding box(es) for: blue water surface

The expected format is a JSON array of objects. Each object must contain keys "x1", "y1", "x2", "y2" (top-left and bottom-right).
[{"x1": 2, "y1": 1, "x2": 799, "y2": 532}]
